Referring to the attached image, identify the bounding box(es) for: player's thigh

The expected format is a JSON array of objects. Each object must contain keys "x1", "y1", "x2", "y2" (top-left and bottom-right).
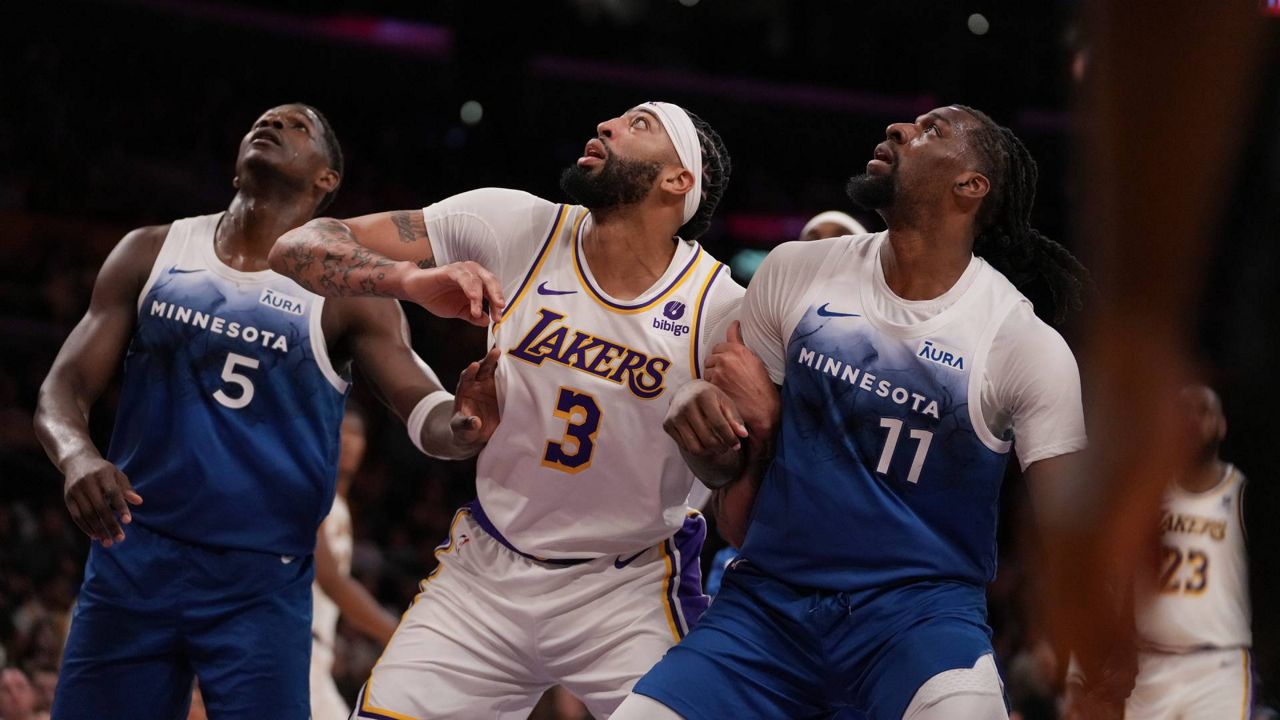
[
  {"x1": 902, "y1": 654, "x2": 1007, "y2": 720},
  {"x1": 54, "y1": 543, "x2": 193, "y2": 720},
  {"x1": 631, "y1": 564, "x2": 828, "y2": 720},
  {"x1": 185, "y1": 551, "x2": 315, "y2": 719},
  {"x1": 1124, "y1": 652, "x2": 1183, "y2": 720},
  {"x1": 612, "y1": 693, "x2": 689, "y2": 720},
  {"x1": 1182, "y1": 649, "x2": 1253, "y2": 720},
  {"x1": 310, "y1": 647, "x2": 350, "y2": 720},
  {"x1": 356, "y1": 519, "x2": 548, "y2": 719},
  {"x1": 554, "y1": 517, "x2": 709, "y2": 718},
  {"x1": 854, "y1": 614, "x2": 1000, "y2": 720}
]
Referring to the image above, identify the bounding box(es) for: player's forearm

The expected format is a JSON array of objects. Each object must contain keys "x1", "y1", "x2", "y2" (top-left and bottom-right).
[
  {"x1": 680, "y1": 445, "x2": 744, "y2": 490},
  {"x1": 34, "y1": 372, "x2": 104, "y2": 474},
  {"x1": 327, "y1": 575, "x2": 400, "y2": 646},
  {"x1": 270, "y1": 219, "x2": 418, "y2": 299}
]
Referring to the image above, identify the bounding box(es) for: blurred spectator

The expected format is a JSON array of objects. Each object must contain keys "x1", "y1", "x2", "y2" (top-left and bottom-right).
[{"x1": 0, "y1": 667, "x2": 43, "y2": 720}]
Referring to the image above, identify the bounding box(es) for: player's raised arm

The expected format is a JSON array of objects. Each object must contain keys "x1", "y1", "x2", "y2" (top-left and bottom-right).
[
  {"x1": 334, "y1": 297, "x2": 495, "y2": 460},
  {"x1": 34, "y1": 226, "x2": 164, "y2": 547},
  {"x1": 270, "y1": 211, "x2": 504, "y2": 327}
]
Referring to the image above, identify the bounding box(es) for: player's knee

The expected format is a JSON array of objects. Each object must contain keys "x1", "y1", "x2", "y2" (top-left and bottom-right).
[
  {"x1": 609, "y1": 693, "x2": 687, "y2": 720},
  {"x1": 903, "y1": 654, "x2": 1007, "y2": 720}
]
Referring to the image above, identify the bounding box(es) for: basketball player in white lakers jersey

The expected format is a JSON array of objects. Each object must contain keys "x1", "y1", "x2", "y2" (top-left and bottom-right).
[
  {"x1": 311, "y1": 406, "x2": 399, "y2": 720},
  {"x1": 1124, "y1": 384, "x2": 1253, "y2": 719},
  {"x1": 271, "y1": 101, "x2": 742, "y2": 719}
]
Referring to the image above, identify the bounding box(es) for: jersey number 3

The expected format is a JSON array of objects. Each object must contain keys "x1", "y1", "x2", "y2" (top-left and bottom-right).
[
  {"x1": 542, "y1": 387, "x2": 602, "y2": 473},
  {"x1": 212, "y1": 352, "x2": 259, "y2": 410}
]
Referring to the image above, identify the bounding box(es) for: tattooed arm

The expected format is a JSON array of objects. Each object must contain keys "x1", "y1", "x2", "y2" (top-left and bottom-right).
[{"x1": 270, "y1": 211, "x2": 505, "y2": 326}]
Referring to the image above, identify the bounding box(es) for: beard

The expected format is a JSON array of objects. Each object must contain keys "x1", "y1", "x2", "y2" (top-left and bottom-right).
[
  {"x1": 845, "y1": 169, "x2": 896, "y2": 212},
  {"x1": 560, "y1": 152, "x2": 661, "y2": 210}
]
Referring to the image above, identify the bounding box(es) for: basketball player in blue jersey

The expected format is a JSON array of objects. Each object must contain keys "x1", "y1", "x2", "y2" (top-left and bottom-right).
[
  {"x1": 32, "y1": 103, "x2": 504, "y2": 720},
  {"x1": 270, "y1": 102, "x2": 742, "y2": 719},
  {"x1": 613, "y1": 105, "x2": 1094, "y2": 720}
]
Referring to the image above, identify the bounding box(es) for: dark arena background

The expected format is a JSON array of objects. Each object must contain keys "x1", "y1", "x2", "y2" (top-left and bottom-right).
[{"x1": 1, "y1": 2, "x2": 1278, "y2": 719}]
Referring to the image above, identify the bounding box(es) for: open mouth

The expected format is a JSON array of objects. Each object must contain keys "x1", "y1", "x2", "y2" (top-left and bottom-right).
[
  {"x1": 873, "y1": 144, "x2": 894, "y2": 164},
  {"x1": 583, "y1": 138, "x2": 607, "y2": 160}
]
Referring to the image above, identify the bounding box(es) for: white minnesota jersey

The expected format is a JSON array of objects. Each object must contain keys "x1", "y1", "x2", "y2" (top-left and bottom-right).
[
  {"x1": 424, "y1": 189, "x2": 742, "y2": 559},
  {"x1": 1136, "y1": 465, "x2": 1251, "y2": 652},
  {"x1": 311, "y1": 495, "x2": 352, "y2": 653}
]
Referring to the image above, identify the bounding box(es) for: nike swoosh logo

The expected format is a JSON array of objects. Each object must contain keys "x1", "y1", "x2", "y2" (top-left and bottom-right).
[
  {"x1": 614, "y1": 550, "x2": 646, "y2": 569},
  {"x1": 166, "y1": 267, "x2": 202, "y2": 275},
  {"x1": 537, "y1": 281, "x2": 577, "y2": 296},
  {"x1": 816, "y1": 303, "x2": 859, "y2": 317}
]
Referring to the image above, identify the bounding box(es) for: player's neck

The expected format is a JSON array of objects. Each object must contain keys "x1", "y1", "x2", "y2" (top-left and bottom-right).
[
  {"x1": 880, "y1": 222, "x2": 973, "y2": 301},
  {"x1": 1177, "y1": 457, "x2": 1227, "y2": 493},
  {"x1": 216, "y1": 191, "x2": 317, "y2": 272},
  {"x1": 581, "y1": 207, "x2": 680, "y2": 300}
]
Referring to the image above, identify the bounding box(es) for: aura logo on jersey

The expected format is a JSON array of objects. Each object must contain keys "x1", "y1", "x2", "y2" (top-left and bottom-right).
[
  {"x1": 508, "y1": 308, "x2": 670, "y2": 399},
  {"x1": 916, "y1": 339, "x2": 965, "y2": 370},
  {"x1": 259, "y1": 287, "x2": 306, "y2": 316},
  {"x1": 149, "y1": 299, "x2": 290, "y2": 353},
  {"x1": 797, "y1": 346, "x2": 941, "y2": 418}
]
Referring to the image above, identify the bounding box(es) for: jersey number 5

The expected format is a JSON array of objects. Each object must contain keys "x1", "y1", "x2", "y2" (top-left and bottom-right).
[
  {"x1": 542, "y1": 387, "x2": 602, "y2": 473},
  {"x1": 212, "y1": 352, "x2": 259, "y2": 410},
  {"x1": 876, "y1": 417, "x2": 933, "y2": 484}
]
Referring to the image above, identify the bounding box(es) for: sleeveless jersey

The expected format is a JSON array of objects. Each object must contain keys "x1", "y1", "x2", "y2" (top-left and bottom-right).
[
  {"x1": 1136, "y1": 465, "x2": 1251, "y2": 651},
  {"x1": 479, "y1": 206, "x2": 732, "y2": 558},
  {"x1": 313, "y1": 495, "x2": 353, "y2": 652},
  {"x1": 741, "y1": 234, "x2": 1028, "y2": 591},
  {"x1": 106, "y1": 213, "x2": 350, "y2": 556}
]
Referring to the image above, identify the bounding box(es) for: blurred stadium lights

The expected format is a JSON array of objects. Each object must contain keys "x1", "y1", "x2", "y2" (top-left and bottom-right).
[
  {"x1": 529, "y1": 55, "x2": 937, "y2": 117},
  {"x1": 101, "y1": 0, "x2": 454, "y2": 58}
]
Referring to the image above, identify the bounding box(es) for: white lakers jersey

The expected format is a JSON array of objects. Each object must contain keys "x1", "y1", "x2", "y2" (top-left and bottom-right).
[
  {"x1": 1136, "y1": 465, "x2": 1251, "y2": 652},
  {"x1": 424, "y1": 189, "x2": 742, "y2": 558},
  {"x1": 312, "y1": 495, "x2": 353, "y2": 652}
]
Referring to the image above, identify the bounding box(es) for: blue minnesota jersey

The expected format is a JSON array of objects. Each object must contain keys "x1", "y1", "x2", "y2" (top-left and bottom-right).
[
  {"x1": 741, "y1": 237, "x2": 1027, "y2": 591},
  {"x1": 106, "y1": 213, "x2": 350, "y2": 556}
]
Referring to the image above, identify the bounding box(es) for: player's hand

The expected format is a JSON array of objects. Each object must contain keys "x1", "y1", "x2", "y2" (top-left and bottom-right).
[
  {"x1": 451, "y1": 347, "x2": 501, "y2": 447},
  {"x1": 62, "y1": 454, "x2": 142, "y2": 547},
  {"x1": 704, "y1": 321, "x2": 779, "y2": 437},
  {"x1": 400, "y1": 261, "x2": 505, "y2": 327},
  {"x1": 664, "y1": 380, "x2": 749, "y2": 458}
]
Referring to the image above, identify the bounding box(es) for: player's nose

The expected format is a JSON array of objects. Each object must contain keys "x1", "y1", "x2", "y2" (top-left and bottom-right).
[
  {"x1": 886, "y1": 122, "x2": 913, "y2": 144},
  {"x1": 596, "y1": 116, "x2": 621, "y2": 139}
]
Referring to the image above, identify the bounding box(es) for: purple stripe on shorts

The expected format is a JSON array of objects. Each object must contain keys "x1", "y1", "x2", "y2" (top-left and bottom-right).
[
  {"x1": 464, "y1": 500, "x2": 592, "y2": 566},
  {"x1": 672, "y1": 513, "x2": 710, "y2": 632},
  {"x1": 354, "y1": 684, "x2": 402, "y2": 720}
]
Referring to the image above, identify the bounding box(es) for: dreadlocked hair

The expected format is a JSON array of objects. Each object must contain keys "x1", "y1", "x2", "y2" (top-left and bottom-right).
[
  {"x1": 294, "y1": 102, "x2": 344, "y2": 214},
  {"x1": 955, "y1": 105, "x2": 1089, "y2": 324},
  {"x1": 677, "y1": 108, "x2": 732, "y2": 241}
]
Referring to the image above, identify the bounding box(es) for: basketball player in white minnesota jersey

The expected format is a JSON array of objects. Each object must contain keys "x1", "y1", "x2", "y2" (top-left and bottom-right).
[
  {"x1": 1125, "y1": 384, "x2": 1254, "y2": 719},
  {"x1": 271, "y1": 101, "x2": 742, "y2": 719}
]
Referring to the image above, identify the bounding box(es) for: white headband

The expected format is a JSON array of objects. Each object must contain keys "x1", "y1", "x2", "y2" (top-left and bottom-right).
[
  {"x1": 639, "y1": 101, "x2": 703, "y2": 225},
  {"x1": 800, "y1": 211, "x2": 866, "y2": 239}
]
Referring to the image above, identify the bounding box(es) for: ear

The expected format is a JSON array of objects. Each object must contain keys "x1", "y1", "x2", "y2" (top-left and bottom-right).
[
  {"x1": 954, "y1": 171, "x2": 990, "y2": 201},
  {"x1": 315, "y1": 167, "x2": 340, "y2": 195},
  {"x1": 663, "y1": 166, "x2": 695, "y2": 199},
  {"x1": 232, "y1": 175, "x2": 241, "y2": 189}
]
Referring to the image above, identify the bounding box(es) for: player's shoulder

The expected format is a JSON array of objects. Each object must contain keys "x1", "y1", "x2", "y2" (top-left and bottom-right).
[
  {"x1": 429, "y1": 187, "x2": 561, "y2": 216},
  {"x1": 755, "y1": 233, "x2": 874, "y2": 282},
  {"x1": 992, "y1": 299, "x2": 1076, "y2": 369},
  {"x1": 120, "y1": 223, "x2": 172, "y2": 253}
]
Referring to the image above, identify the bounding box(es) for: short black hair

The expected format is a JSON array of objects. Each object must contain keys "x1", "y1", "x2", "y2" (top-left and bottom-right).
[
  {"x1": 294, "y1": 102, "x2": 344, "y2": 213},
  {"x1": 678, "y1": 108, "x2": 731, "y2": 242},
  {"x1": 956, "y1": 105, "x2": 1089, "y2": 323}
]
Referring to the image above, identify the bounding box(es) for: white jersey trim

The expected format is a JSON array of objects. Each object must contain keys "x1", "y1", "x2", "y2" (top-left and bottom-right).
[
  {"x1": 967, "y1": 295, "x2": 1022, "y2": 454},
  {"x1": 309, "y1": 296, "x2": 349, "y2": 394},
  {"x1": 135, "y1": 213, "x2": 223, "y2": 313}
]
